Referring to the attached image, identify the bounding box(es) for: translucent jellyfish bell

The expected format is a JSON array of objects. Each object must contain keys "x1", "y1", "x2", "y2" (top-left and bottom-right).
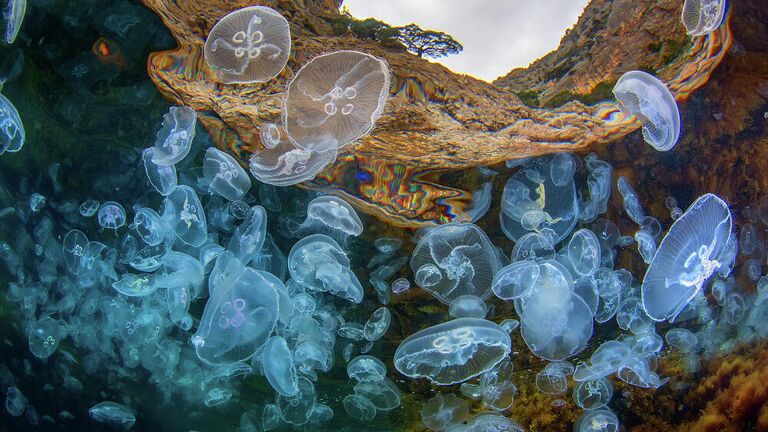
[
  {"x1": 248, "y1": 124, "x2": 337, "y2": 187},
  {"x1": 151, "y1": 106, "x2": 196, "y2": 166},
  {"x1": 283, "y1": 50, "x2": 391, "y2": 150},
  {"x1": 682, "y1": 0, "x2": 726, "y2": 36},
  {"x1": 142, "y1": 148, "x2": 177, "y2": 196},
  {"x1": 263, "y1": 336, "x2": 299, "y2": 397},
  {"x1": 0, "y1": 94, "x2": 23, "y2": 154},
  {"x1": 287, "y1": 234, "x2": 363, "y2": 303},
  {"x1": 204, "y1": 6, "x2": 290, "y2": 84},
  {"x1": 28, "y1": 317, "x2": 62, "y2": 359},
  {"x1": 203, "y1": 147, "x2": 251, "y2": 201},
  {"x1": 88, "y1": 402, "x2": 136, "y2": 431},
  {"x1": 393, "y1": 318, "x2": 511, "y2": 385},
  {"x1": 293, "y1": 196, "x2": 363, "y2": 245},
  {"x1": 565, "y1": 228, "x2": 601, "y2": 277},
  {"x1": 421, "y1": 394, "x2": 468, "y2": 431},
  {"x1": 1, "y1": 0, "x2": 26, "y2": 45},
  {"x1": 162, "y1": 185, "x2": 208, "y2": 247},
  {"x1": 641, "y1": 193, "x2": 732, "y2": 321},
  {"x1": 97, "y1": 201, "x2": 126, "y2": 230},
  {"x1": 410, "y1": 223, "x2": 503, "y2": 305},
  {"x1": 613, "y1": 70, "x2": 680, "y2": 151}
]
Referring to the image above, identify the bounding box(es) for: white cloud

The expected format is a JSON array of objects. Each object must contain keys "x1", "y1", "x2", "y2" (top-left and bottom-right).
[{"x1": 342, "y1": 0, "x2": 590, "y2": 82}]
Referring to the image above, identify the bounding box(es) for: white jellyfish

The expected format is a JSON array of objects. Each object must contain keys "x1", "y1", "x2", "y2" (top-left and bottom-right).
[
  {"x1": 347, "y1": 355, "x2": 387, "y2": 382},
  {"x1": 641, "y1": 193, "x2": 732, "y2": 321},
  {"x1": 248, "y1": 124, "x2": 337, "y2": 187},
  {"x1": 142, "y1": 148, "x2": 177, "y2": 196},
  {"x1": 410, "y1": 223, "x2": 503, "y2": 305},
  {"x1": 1, "y1": 0, "x2": 25, "y2": 45},
  {"x1": 393, "y1": 318, "x2": 511, "y2": 385},
  {"x1": 682, "y1": 0, "x2": 726, "y2": 36},
  {"x1": 203, "y1": 147, "x2": 251, "y2": 201},
  {"x1": 564, "y1": 228, "x2": 601, "y2": 277},
  {"x1": 287, "y1": 234, "x2": 363, "y2": 303},
  {"x1": 162, "y1": 185, "x2": 208, "y2": 247},
  {"x1": 204, "y1": 6, "x2": 290, "y2": 83},
  {"x1": 283, "y1": 50, "x2": 391, "y2": 151},
  {"x1": 293, "y1": 195, "x2": 363, "y2": 245},
  {"x1": 0, "y1": 94, "x2": 23, "y2": 154},
  {"x1": 88, "y1": 402, "x2": 136, "y2": 430},
  {"x1": 151, "y1": 106, "x2": 196, "y2": 166},
  {"x1": 613, "y1": 70, "x2": 681, "y2": 151}
]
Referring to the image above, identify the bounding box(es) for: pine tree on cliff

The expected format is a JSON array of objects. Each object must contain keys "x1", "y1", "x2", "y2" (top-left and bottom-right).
[{"x1": 395, "y1": 23, "x2": 463, "y2": 59}]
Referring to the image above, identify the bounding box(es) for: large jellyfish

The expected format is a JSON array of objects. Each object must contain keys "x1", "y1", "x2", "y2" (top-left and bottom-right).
[
  {"x1": 204, "y1": 6, "x2": 290, "y2": 84},
  {"x1": 151, "y1": 106, "x2": 196, "y2": 166},
  {"x1": 283, "y1": 50, "x2": 391, "y2": 150},
  {"x1": 203, "y1": 147, "x2": 251, "y2": 201},
  {"x1": 500, "y1": 157, "x2": 578, "y2": 243},
  {"x1": 410, "y1": 223, "x2": 503, "y2": 305},
  {"x1": 192, "y1": 256, "x2": 279, "y2": 364},
  {"x1": 641, "y1": 193, "x2": 732, "y2": 321},
  {"x1": 393, "y1": 318, "x2": 511, "y2": 385},
  {"x1": 681, "y1": 0, "x2": 726, "y2": 36},
  {"x1": 0, "y1": 93, "x2": 23, "y2": 154},
  {"x1": 612, "y1": 70, "x2": 680, "y2": 151}
]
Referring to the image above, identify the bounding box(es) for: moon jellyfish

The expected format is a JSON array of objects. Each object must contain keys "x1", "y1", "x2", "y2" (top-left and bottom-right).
[
  {"x1": 572, "y1": 377, "x2": 613, "y2": 410},
  {"x1": 0, "y1": 94, "x2": 23, "y2": 154},
  {"x1": 151, "y1": 106, "x2": 196, "y2": 166},
  {"x1": 263, "y1": 336, "x2": 299, "y2": 397},
  {"x1": 448, "y1": 295, "x2": 488, "y2": 318},
  {"x1": 613, "y1": 70, "x2": 680, "y2": 151},
  {"x1": 284, "y1": 50, "x2": 391, "y2": 150},
  {"x1": 27, "y1": 317, "x2": 62, "y2": 359},
  {"x1": 162, "y1": 186, "x2": 207, "y2": 247},
  {"x1": 682, "y1": 0, "x2": 726, "y2": 36},
  {"x1": 641, "y1": 194, "x2": 732, "y2": 321},
  {"x1": 293, "y1": 196, "x2": 363, "y2": 245},
  {"x1": 193, "y1": 260, "x2": 279, "y2": 364},
  {"x1": 536, "y1": 362, "x2": 573, "y2": 395},
  {"x1": 617, "y1": 176, "x2": 645, "y2": 224},
  {"x1": 78, "y1": 199, "x2": 99, "y2": 217},
  {"x1": 574, "y1": 409, "x2": 619, "y2": 432},
  {"x1": 492, "y1": 260, "x2": 540, "y2": 300},
  {"x1": 353, "y1": 378, "x2": 401, "y2": 411},
  {"x1": 227, "y1": 205, "x2": 267, "y2": 265},
  {"x1": 634, "y1": 229, "x2": 656, "y2": 263},
  {"x1": 421, "y1": 394, "x2": 468, "y2": 431},
  {"x1": 343, "y1": 394, "x2": 376, "y2": 421},
  {"x1": 550, "y1": 153, "x2": 577, "y2": 187},
  {"x1": 112, "y1": 273, "x2": 161, "y2": 297},
  {"x1": 564, "y1": 228, "x2": 601, "y2": 277},
  {"x1": 204, "y1": 6, "x2": 290, "y2": 83},
  {"x1": 391, "y1": 277, "x2": 410, "y2": 294},
  {"x1": 464, "y1": 412, "x2": 524, "y2": 432},
  {"x1": 393, "y1": 318, "x2": 511, "y2": 385},
  {"x1": 1, "y1": 0, "x2": 25, "y2": 45},
  {"x1": 97, "y1": 201, "x2": 126, "y2": 230},
  {"x1": 249, "y1": 125, "x2": 337, "y2": 187},
  {"x1": 500, "y1": 157, "x2": 578, "y2": 243},
  {"x1": 278, "y1": 377, "x2": 316, "y2": 425},
  {"x1": 347, "y1": 355, "x2": 387, "y2": 382},
  {"x1": 63, "y1": 229, "x2": 88, "y2": 274},
  {"x1": 5, "y1": 387, "x2": 25, "y2": 417},
  {"x1": 288, "y1": 234, "x2": 363, "y2": 303},
  {"x1": 578, "y1": 154, "x2": 613, "y2": 223},
  {"x1": 410, "y1": 223, "x2": 502, "y2": 305},
  {"x1": 363, "y1": 307, "x2": 390, "y2": 341},
  {"x1": 88, "y1": 402, "x2": 136, "y2": 430},
  {"x1": 479, "y1": 358, "x2": 517, "y2": 411},
  {"x1": 143, "y1": 148, "x2": 177, "y2": 196},
  {"x1": 203, "y1": 147, "x2": 251, "y2": 201}
]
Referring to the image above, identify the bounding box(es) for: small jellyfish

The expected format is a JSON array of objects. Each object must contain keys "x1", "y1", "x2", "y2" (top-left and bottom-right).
[
  {"x1": 27, "y1": 317, "x2": 62, "y2": 359},
  {"x1": 227, "y1": 205, "x2": 267, "y2": 265},
  {"x1": 723, "y1": 292, "x2": 746, "y2": 325},
  {"x1": 203, "y1": 147, "x2": 251, "y2": 201},
  {"x1": 260, "y1": 123, "x2": 282, "y2": 149},
  {"x1": 262, "y1": 404, "x2": 282, "y2": 430},
  {"x1": 466, "y1": 182, "x2": 492, "y2": 222},
  {"x1": 682, "y1": 0, "x2": 726, "y2": 36},
  {"x1": 112, "y1": 273, "x2": 161, "y2": 297},
  {"x1": 634, "y1": 229, "x2": 657, "y2": 263},
  {"x1": 641, "y1": 194, "x2": 732, "y2": 322},
  {"x1": 363, "y1": 307, "x2": 391, "y2": 341},
  {"x1": 578, "y1": 154, "x2": 613, "y2": 223},
  {"x1": 0, "y1": 92, "x2": 23, "y2": 155},
  {"x1": 97, "y1": 201, "x2": 126, "y2": 230},
  {"x1": 131, "y1": 207, "x2": 168, "y2": 246},
  {"x1": 28, "y1": 193, "x2": 45, "y2": 212},
  {"x1": 391, "y1": 277, "x2": 410, "y2": 294},
  {"x1": 353, "y1": 378, "x2": 401, "y2": 411},
  {"x1": 421, "y1": 394, "x2": 468, "y2": 431},
  {"x1": 617, "y1": 176, "x2": 645, "y2": 224},
  {"x1": 1, "y1": 0, "x2": 25, "y2": 45},
  {"x1": 410, "y1": 223, "x2": 503, "y2": 305},
  {"x1": 374, "y1": 237, "x2": 403, "y2": 254},
  {"x1": 142, "y1": 148, "x2": 177, "y2": 196},
  {"x1": 550, "y1": 153, "x2": 577, "y2": 187},
  {"x1": 565, "y1": 228, "x2": 601, "y2": 277},
  {"x1": 287, "y1": 234, "x2": 363, "y2": 303},
  {"x1": 616, "y1": 296, "x2": 652, "y2": 334},
  {"x1": 284, "y1": 50, "x2": 391, "y2": 150},
  {"x1": 500, "y1": 319, "x2": 520, "y2": 334},
  {"x1": 613, "y1": 70, "x2": 680, "y2": 151},
  {"x1": 347, "y1": 355, "x2": 387, "y2": 382},
  {"x1": 479, "y1": 358, "x2": 517, "y2": 411},
  {"x1": 394, "y1": 318, "x2": 511, "y2": 385},
  {"x1": 464, "y1": 412, "x2": 524, "y2": 432},
  {"x1": 204, "y1": 388, "x2": 233, "y2": 407},
  {"x1": 277, "y1": 377, "x2": 316, "y2": 425},
  {"x1": 5, "y1": 387, "x2": 25, "y2": 417},
  {"x1": 343, "y1": 394, "x2": 377, "y2": 421},
  {"x1": 151, "y1": 106, "x2": 196, "y2": 166},
  {"x1": 62, "y1": 229, "x2": 88, "y2": 274},
  {"x1": 292, "y1": 196, "x2": 363, "y2": 246},
  {"x1": 88, "y1": 402, "x2": 136, "y2": 430},
  {"x1": 448, "y1": 295, "x2": 488, "y2": 319},
  {"x1": 204, "y1": 6, "x2": 290, "y2": 83},
  {"x1": 263, "y1": 336, "x2": 299, "y2": 397},
  {"x1": 162, "y1": 186, "x2": 208, "y2": 247},
  {"x1": 574, "y1": 409, "x2": 619, "y2": 432},
  {"x1": 511, "y1": 232, "x2": 555, "y2": 261},
  {"x1": 491, "y1": 260, "x2": 540, "y2": 300},
  {"x1": 79, "y1": 199, "x2": 99, "y2": 217},
  {"x1": 572, "y1": 377, "x2": 613, "y2": 410}
]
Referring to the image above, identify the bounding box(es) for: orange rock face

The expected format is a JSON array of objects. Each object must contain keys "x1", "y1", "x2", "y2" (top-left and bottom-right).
[{"x1": 140, "y1": 0, "x2": 730, "y2": 226}]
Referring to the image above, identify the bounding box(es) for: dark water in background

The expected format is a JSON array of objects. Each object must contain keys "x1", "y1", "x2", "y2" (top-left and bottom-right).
[{"x1": 0, "y1": 0, "x2": 765, "y2": 431}]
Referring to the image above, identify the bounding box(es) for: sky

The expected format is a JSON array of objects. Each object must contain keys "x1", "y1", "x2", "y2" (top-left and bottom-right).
[{"x1": 343, "y1": 0, "x2": 591, "y2": 82}]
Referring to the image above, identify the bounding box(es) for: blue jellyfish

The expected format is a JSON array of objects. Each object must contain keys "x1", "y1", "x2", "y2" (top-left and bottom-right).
[
  {"x1": 263, "y1": 336, "x2": 299, "y2": 397},
  {"x1": 79, "y1": 199, "x2": 99, "y2": 217},
  {"x1": 0, "y1": 93, "x2": 24, "y2": 154},
  {"x1": 162, "y1": 185, "x2": 207, "y2": 247},
  {"x1": 572, "y1": 377, "x2": 613, "y2": 410},
  {"x1": 142, "y1": 148, "x2": 177, "y2": 196},
  {"x1": 343, "y1": 394, "x2": 377, "y2": 421},
  {"x1": 292, "y1": 195, "x2": 363, "y2": 246},
  {"x1": 5, "y1": 386, "x2": 25, "y2": 417},
  {"x1": 394, "y1": 318, "x2": 511, "y2": 385},
  {"x1": 641, "y1": 193, "x2": 732, "y2": 321},
  {"x1": 204, "y1": 6, "x2": 291, "y2": 84},
  {"x1": 287, "y1": 234, "x2": 363, "y2": 303},
  {"x1": 390, "y1": 277, "x2": 410, "y2": 294},
  {"x1": 27, "y1": 317, "x2": 62, "y2": 359},
  {"x1": 203, "y1": 147, "x2": 251, "y2": 201},
  {"x1": 347, "y1": 355, "x2": 387, "y2": 382},
  {"x1": 284, "y1": 50, "x2": 391, "y2": 150},
  {"x1": 363, "y1": 307, "x2": 390, "y2": 341},
  {"x1": 353, "y1": 378, "x2": 401, "y2": 411},
  {"x1": 88, "y1": 402, "x2": 136, "y2": 430},
  {"x1": 97, "y1": 201, "x2": 127, "y2": 230},
  {"x1": 613, "y1": 70, "x2": 680, "y2": 151},
  {"x1": 420, "y1": 394, "x2": 468, "y2": 431},
  {"x1": 151, "y1": 106, "x2": 196, "y2": 166}
]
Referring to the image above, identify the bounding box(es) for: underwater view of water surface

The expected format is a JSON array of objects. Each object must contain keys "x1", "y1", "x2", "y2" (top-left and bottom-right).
[{"x1": 1, "y1": 0, "x2": 768, "y2": 430}]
